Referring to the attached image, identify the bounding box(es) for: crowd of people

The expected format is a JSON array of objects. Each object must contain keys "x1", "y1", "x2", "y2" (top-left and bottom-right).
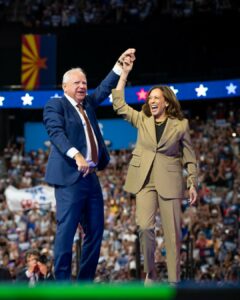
[
  {"x1": 0, "y1": 0, "x2": 158, "y2": 27},
  {"x1": 0, "y1": 100, "x2": 240, "y2": 284},
  {"x1": 0, "y1": 0, "x2": 239, "y2": 28}
]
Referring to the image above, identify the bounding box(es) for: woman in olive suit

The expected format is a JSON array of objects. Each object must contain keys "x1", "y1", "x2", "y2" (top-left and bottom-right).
[{"x1": 111, "y1": 56, "x2": 198, "y2": 284}]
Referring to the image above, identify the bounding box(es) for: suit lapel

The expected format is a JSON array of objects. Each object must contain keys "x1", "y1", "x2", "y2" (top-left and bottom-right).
[
  {"x1": 158, "y1": 118, "x2": 178, "y2": 148},
  {"x1": 145, "y1": 116, "x2": 157, "y2": 144},
  {"x1": 63, "y1": 97, "x2": 101, "y2": 146},
  {"x1": 63, "y1": 96, "x2": 85, "y2": 128}
]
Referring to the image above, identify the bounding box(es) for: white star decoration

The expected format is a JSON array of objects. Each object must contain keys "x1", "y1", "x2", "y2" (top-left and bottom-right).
[
  {"x1": 226, "y1": 83, "x2": 237, "y2": 94},
  {"x1": 21, "y1": 93, "x2": 34, "y2": 106},
  {"x1": 51, "y1": 93, "x2": 62, "y2": 98},
  {"x1": 170, "y1": 86, "x2": 179, "y2": 95},
  {"x1": 108, "y1": 94, "x2": 113, "y2": 103},
  {"x1": 195, "y1": 84, "x2": 208, "y2": 97},
  {"x1": 0, "y1": 96, "x2": 5, "y2": 106}
]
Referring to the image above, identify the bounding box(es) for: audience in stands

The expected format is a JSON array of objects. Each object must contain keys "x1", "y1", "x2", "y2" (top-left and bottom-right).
[{"x1": 0, "y1": 0, "x2": 239, "y2": 28}]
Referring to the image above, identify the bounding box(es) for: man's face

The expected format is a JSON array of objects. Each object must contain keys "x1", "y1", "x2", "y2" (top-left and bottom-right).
[
  {"x1": 62, "y1": 70, "x2": 87, "y2": 104},
  {"x1": 27, "y1": 254, "x2": 39, "y2": 272}
]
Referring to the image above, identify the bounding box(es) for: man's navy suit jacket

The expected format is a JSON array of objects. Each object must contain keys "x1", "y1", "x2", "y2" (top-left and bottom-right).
[{"x1": 43, "y1": 70, "x2": 119, "y2": 186}]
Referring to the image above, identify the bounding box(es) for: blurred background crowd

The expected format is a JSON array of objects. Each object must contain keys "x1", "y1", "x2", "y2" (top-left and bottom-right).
[
  {"x1": 1, "y1": 0, "x2": 240, "y2": 27},
  {"x1": 0, "y1": 0, "x2": 240, "y2": 285}
]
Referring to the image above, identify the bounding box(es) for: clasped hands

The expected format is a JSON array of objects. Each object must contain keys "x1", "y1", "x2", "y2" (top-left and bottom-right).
[{"x1": 117, "y1": 48, "x2": 136, "y2": 68}]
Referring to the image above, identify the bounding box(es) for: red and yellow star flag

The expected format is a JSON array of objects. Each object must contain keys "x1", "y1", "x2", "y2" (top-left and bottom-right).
[{"x1": 21, "y1": 34, "x2": 56, "y2": 90}]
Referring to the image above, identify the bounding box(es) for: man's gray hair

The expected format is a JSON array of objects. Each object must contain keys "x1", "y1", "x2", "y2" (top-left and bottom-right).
[{"x1": 62, "y1": 68, "x2": 86, "y2": 84}]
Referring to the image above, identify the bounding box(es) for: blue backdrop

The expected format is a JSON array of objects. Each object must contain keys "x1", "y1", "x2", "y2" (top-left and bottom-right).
[{"x1": 24, "y1": 119, "x2": 137, "y2": 152}]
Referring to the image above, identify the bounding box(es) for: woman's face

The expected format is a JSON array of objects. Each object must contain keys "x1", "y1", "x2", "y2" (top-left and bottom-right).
[{"x1": 148, "y1": 88, "x2": 168, "y2": 120}]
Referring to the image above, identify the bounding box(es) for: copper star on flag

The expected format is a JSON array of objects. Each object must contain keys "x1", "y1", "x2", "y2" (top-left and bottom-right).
[{"x1": 136, "y1": 88, "x2": 148, "y2": 101}]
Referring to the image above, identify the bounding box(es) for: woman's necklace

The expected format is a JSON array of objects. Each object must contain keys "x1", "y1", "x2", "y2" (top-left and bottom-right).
[{"x1": 155, "y1": 118, "x2": 167, "y2": 126}]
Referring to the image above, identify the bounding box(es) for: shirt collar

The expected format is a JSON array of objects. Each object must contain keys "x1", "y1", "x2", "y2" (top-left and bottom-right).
[{"x1": 64, "y1": 93, "x2": 79, "y2": 108}]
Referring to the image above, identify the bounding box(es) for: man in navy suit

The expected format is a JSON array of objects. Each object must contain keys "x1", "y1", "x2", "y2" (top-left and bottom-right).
[{"x1": 43, "y1": 49, "x2": 136, "y2": 281}]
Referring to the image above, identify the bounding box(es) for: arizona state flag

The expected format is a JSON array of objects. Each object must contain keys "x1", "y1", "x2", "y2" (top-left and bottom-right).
[{"x1": 21, "y1": 34, "x2": 56, "y2": 90}]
